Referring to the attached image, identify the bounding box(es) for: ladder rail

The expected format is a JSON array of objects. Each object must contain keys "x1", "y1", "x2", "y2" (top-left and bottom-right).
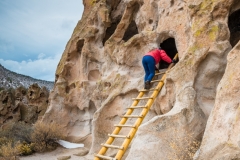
[
  {"x1": 95, "y1": 54, "x2": 178, "y2": 160},
  {"x1": 95, "y1": 91, "x2": 146, "y2": 159},
  {"x1": 115, "y1": 72, "x2": 168, "y2": 160},
  {"x1": 114, "y1": 57, "x2": 177, "y2": 160}
]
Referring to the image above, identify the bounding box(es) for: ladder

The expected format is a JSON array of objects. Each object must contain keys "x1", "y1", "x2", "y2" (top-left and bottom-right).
[{"x1": 94, "y1": 54, "x2": 178, "y2": 160}]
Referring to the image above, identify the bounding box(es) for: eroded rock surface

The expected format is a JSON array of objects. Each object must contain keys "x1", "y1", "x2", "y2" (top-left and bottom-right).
[
  {"x1": 0, "y1": 89, "x2": 19, "y2": 126},
  {"x1": 42, "y1": 0, "x2": 240, "y2": 159},
  {"x1": 195, "y1": 41, "x2": 240, "y2": 160},
  {"x1": 0, "y1": 84, "x2": 49, "y2": 130}
]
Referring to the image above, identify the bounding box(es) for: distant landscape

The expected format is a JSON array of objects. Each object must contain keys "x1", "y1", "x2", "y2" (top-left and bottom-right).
[{"x1": 0, "y1": 64, "x2": 54, "y2": 91}]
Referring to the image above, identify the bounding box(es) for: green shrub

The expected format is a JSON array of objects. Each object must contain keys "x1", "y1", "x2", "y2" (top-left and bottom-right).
[{"x1": 16, "y1": 142, "x2": 33, "y2": 155}]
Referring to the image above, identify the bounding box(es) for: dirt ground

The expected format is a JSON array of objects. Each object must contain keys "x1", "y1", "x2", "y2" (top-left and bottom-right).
[{"x1": 19, "y1": 147, "x2": 94, "y2": 160}]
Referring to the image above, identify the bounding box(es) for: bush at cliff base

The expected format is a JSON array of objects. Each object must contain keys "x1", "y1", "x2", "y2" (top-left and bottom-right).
[{"x1": 0, "y1": 121, "x2": 64, "y2": 158}]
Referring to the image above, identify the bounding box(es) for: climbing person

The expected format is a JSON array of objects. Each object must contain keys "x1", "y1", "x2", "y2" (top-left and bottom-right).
[{"x1": 142, "y1": 47, "x2": 175, "y2": 90}]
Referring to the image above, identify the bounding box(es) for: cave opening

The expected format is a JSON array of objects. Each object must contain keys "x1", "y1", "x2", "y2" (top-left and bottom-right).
[
  {"x1": 122, "y1": 20, "x2": 139, "y2": 41},
  {"x1": 77, "y1": 39, "x2": 84, "y2": 53},
  {"x1": 102, "y1": 19, "x2": 121, "y2": 45},
  {"x1": 159, "y1": 38, "x2": 178, "y2": 69},
  {"x1": 122, "y1": 3, "x2": 140, "y2": 42},
  {"x1": 102, "y1": 0, "x2": 122, "y2": 45},
  {"x1": 228, "y1": 9, "x2": 240, "y2": 47}
]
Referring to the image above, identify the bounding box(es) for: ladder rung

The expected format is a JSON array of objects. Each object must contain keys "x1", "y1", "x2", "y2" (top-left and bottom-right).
[
  {"x1": 101, "y1": 143, "x2": 124, "y2": 150},
  {"x1": 139, "y1": 88, "x2": 159, "y2": 92},
  {"x1": 108, "y1": 134, "x2": 130, "y2": 138},
  {"x1": 155, "y1": 72, "x2": 165, "y2": 76},
  {"x1": 132, "y1": 97, "x2": 153, "y2": 100},
  {"x1": 121, "y1": 115, "x2": 143, "y2": 118},
  {"x1": 151, "y1": 79, "x2": 163, "y2": 83},
  {"x1": 94, "y1": 154, "x2": 117, "y2": 160},
  {"x1": 114, "y1": 124, "x2": 135, "y2": 128},
  {"x1": 127, "y1": 105, "x2": 147, "y2": 109}
]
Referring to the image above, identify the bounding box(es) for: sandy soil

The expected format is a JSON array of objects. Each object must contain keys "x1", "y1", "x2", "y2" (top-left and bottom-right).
[{"x1": 19, "y1": 147, "x2": 94, "y2": 160}]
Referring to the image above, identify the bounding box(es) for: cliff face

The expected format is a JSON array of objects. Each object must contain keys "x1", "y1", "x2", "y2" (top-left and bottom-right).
[
  {"x1": 42, "y1": 0, "x2": 240, "y2": 159},
  {"x1": 0, "y1": 84, "x2": 49, "y2": 130}
]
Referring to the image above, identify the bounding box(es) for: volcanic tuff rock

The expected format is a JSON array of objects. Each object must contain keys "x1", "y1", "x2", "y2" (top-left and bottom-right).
[
  {"x1": 42, "y1": 0, "x2": 240, "y2": 159},
  {"x1": 195, "y1": 41, "x2": 240, "y2": 160},
  {"x1": 0, "y1": 83, "x2": 49, "y2": 130}
]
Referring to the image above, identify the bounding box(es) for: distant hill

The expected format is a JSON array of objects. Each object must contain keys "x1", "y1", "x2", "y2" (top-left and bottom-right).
[{"x1": 0, "y1": 64, "x2": 54, "y2": 90}]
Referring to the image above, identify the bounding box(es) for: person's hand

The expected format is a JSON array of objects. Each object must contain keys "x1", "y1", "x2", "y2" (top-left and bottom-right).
[{"x1": 172, "y1": 59, "x2": 177, "y2": 64}]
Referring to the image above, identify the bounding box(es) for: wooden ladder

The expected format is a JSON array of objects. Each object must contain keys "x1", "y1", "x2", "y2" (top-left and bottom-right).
[{"x1": 94, "y1": 54, "x2": 178, "y2": 160}]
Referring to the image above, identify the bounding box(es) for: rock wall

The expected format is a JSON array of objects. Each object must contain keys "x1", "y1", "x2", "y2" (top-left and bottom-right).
[
  {"x1": 42, "y1": 0, "x2": 240, "y2": 159},
  {"x1": 195, "y1": 41, "x2": 240, "y2": 160},
  {"x1": 0, "y1": 83, "x2": 49, "y2": 130}
]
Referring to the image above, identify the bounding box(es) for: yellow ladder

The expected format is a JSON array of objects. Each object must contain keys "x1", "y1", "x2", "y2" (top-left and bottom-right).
[{"x1": 94, "y1": 54, "x2": 178, "y2": 160}]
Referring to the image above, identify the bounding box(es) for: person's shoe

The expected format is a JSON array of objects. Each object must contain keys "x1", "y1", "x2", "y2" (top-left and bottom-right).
[{"x1": 144, "y1": 81, "x2": 150, "y2": 90}]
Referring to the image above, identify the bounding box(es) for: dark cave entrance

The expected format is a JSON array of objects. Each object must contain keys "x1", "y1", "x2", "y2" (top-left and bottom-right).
[
  {"x1": 77, "y1": 39, "x2": 84, "y2": 53},
  {"x1": 228, "y1": 9, "x2": 240, "y2": 47},
  {"x1": 103, "y1": 2, "x2": 140, "y2": 44},
  {"x1": 102, "y1": 18, "x2": 121, "y2": 45},
  {"x1": 122, "y1": 3, "x2": 140, "y2": 42},
  {"x1": 122, "y1": 20, "x2": 139, "y2": 41},
  {"x1": 159, "y1": 38, "x2": 178, "y2": 69}
]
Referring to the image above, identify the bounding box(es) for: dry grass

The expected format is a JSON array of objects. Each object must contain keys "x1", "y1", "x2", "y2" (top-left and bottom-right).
[
  {"x1": 31, "y1": 121, "x2": 65, "y2": 152},
  {"x1": 0, "y1": 141, "x2": 33, "y2": 157},
  {"x1": 0, "y1": 122, "x2": 33, "y2": 157},
  {"x1": 0, "y1": 141, "x2": 20, "y2": 158},
  {"x1": 0, "y1": 121, "x2": 64, "y2": 158}
]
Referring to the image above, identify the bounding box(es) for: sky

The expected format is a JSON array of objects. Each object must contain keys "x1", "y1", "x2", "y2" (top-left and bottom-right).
[{"x1": 0, "y1": 0, "x2": 84, "y2": 81}]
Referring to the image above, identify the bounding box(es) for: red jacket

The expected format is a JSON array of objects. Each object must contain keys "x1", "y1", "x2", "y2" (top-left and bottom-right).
[{"x1": 145, "y1": 49, "x2": 172, "y2": 64}]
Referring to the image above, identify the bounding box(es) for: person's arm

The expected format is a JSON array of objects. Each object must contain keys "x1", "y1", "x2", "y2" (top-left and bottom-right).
[{"x1": 160, "y1": 50, "x2": 172, "y2": 63}]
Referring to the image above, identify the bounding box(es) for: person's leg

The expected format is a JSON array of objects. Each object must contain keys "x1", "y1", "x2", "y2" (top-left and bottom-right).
[
  {"x1": 142, "y1": 56, "x2": 155, "y2": 89},
  {"x1": 142, "y1": 56, "x2": 150, "y2": 82},
  {"x1": 145, "y1": 57, "x2": 155, "y2": 81}
]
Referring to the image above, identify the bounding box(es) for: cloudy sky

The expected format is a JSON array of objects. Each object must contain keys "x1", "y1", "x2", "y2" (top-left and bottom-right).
[{"x1": 0, "y1": 0, "x2": 83, "y2": 81}]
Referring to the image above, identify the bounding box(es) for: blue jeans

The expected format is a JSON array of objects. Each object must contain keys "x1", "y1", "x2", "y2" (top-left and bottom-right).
[{"x1": 142, "y1": 55, "x2": 155, "y2": 82}]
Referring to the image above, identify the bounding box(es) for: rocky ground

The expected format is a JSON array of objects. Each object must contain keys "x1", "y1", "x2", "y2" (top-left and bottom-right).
[{"x1": 19, "y1": 147, "x2": 93, "y2": 160}]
